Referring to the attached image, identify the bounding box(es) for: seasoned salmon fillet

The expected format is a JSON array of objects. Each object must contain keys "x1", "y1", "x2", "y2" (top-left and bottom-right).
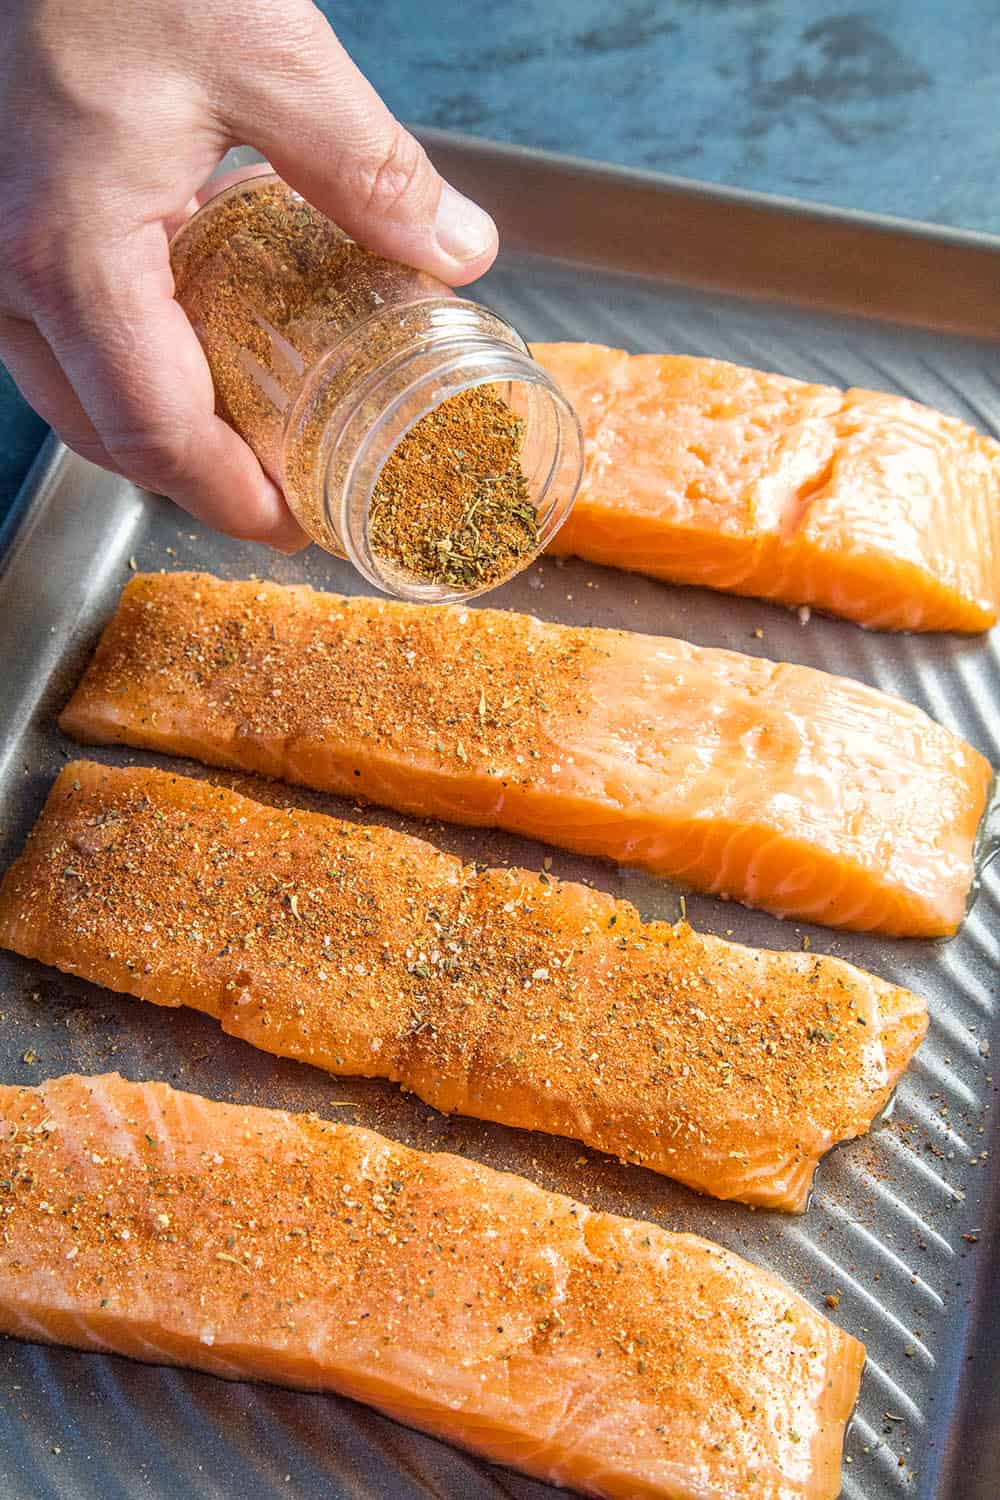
[
  {"x1": 59, "y1": 573, "x2": 991, "y2": 936},
  {"x1": 0, "y1": 1073, "x2": 864, "y2": 1499},
  {"x1": 0, "y1": 762, "x2": 927, "y2": 1210},
  {"x1": 533, "y1": 343, "x2": 1000, "y2": 632}
]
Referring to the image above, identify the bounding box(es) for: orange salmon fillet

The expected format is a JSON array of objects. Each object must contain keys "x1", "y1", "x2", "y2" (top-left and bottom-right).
[
  {"x1": 533, "y1": 342, "x2": 1000, "y2": 632},
  {"x1": 0, "y1": 762, "x2": 928, "y2": 1211},
  {"x1": 59, "y1": 573, "x2": 992, "y2": 936},
  {"x1": 0, "y1": 1072, "x2": 864, "y2": 1499}
]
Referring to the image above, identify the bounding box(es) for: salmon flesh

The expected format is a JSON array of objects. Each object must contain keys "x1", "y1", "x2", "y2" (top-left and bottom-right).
[
  {"x1": 533, "y1": 342, "x2": 1000, "y2": 633},
  {"x1": 0, "y1": 762, "x2": 928, "y2": 1211},
  {"x1": 0, "y1": 1072, "x2": 864, "y2": 1499},
  {"x1": 59, "y1": 573, "x2": 992, "y2": 936}
]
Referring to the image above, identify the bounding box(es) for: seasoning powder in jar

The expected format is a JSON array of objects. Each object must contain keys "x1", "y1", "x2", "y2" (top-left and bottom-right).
[
  {"x1": 170, "y1": 172, "x2": 582, "y2": 601},
  {"x1": 369, "y1": 385, "x2": 538, "y2": 590}
]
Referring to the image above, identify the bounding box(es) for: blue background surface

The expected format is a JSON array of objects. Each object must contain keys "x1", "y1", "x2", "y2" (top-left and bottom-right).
[{"x1": 3, "y1": 0, "x2": 999, "y2": 519}]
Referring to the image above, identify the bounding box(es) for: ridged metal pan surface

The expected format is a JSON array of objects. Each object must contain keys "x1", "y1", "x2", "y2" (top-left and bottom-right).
[{"x1": 1, "y1": 132, "x2": 999, "y2": 1500}]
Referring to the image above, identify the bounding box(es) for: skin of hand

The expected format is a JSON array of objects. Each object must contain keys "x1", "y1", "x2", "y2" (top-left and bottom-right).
[{"x1": 0, "y1": 0, "x2": 499, "y2": 551}]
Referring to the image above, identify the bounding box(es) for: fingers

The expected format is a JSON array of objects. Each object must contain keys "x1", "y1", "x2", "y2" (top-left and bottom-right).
[
  {"x1": 0, "y1": 313, "x2": 116, "y2": 471},
  {"x1": 28, "y1": 222, "x2": 307, "y2": 552},
  {"x1": 223, "y1": 10, "x2": 498, "y2": 286}
]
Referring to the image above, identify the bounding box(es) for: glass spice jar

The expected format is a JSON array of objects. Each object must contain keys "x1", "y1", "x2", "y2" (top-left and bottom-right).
[{"x1": 169, "y1": 171, "x2": 583, "y2": 601}]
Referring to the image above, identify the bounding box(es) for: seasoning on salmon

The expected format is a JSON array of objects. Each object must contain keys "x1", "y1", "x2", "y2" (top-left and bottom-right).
[
  {"x1": 0, "y1": 1073, "x2": 865, "y2": 1500},
  {"x1": 0, "y1": 763, "x2": 928, "y2": 1211},
  {"x1": 532, "y1": 342, "x2": 1000, "y2": 633},
  {"x1": 59, "y1": 573, "x2": 992, "y2": 937}
]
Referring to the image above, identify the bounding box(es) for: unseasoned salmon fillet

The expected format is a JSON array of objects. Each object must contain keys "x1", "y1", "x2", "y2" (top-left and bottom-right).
[
  {"x1": 533, "y1": 343, "x2": 1000, "y2": 632},
  {"x1": 0, "y1": 762, "x2": 928, "y2": 1210},
  {"x1": 0, "y1": 1072, "x2": 864, "y2": 1499},
  {"x1": 59, "y1": 573, "x2": 992, "y2": 936}
]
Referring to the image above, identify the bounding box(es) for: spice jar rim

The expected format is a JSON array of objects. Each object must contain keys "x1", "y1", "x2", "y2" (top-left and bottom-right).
[{"x1": 331, "y1": 349, "x2": 583, "y2": 603}]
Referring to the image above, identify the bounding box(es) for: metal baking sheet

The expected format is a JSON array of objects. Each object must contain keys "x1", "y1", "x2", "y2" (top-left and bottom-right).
[{"x1": 1, "y1": 131, "x2": 999, "y2": 1500}]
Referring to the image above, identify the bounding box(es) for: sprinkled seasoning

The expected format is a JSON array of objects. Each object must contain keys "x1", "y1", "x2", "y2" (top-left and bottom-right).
[
  {"x1": 0, "y1": 1073, "x2": 861, "y2": 1494},
  {"x1": 1, "y1": 755, "x2": 924, "y2": 1211},
  {"x1": 368, "y1": 386, "x2": 537, "y2": 589}
]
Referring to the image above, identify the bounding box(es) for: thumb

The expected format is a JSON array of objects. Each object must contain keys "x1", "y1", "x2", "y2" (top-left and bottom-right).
[{"x1": 225, "y1": 10, "x2": 498, "y2": 286}]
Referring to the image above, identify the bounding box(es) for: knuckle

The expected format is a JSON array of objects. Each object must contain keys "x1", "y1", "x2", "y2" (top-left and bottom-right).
[
  {"x1": 355, "y1": 132, "x2": 429, "y2": 219},
  {"x1": 103, "y1": 426, "x2": 194, "y2": 492},
  {"x1": 0, "y1": 200, "x2": 65, "y2": 311},
  {"x1": 63, "y1": 432, "x2": 111, "y2": 469},
  {"x1": 0, "y1": 182, "x2": 100, "y2": 322}
]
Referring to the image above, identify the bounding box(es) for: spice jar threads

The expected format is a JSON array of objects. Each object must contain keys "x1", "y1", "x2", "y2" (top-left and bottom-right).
[{"x1": 171, "y1": 172, "x2": 583, "y2": 601}]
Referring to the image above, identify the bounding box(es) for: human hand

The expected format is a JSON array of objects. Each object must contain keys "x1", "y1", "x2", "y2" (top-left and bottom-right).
[{"x1": 0, "y1": 0, "x2": 498, "y2": 550}]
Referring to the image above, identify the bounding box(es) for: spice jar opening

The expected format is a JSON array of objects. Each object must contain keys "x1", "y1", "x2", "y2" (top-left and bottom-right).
[
  {"x1": 329, "y1": 350, "x2": 583, "y2": 603},
  {"x1": 170, "y1": 169, "x2": 583, "y2": 601}
]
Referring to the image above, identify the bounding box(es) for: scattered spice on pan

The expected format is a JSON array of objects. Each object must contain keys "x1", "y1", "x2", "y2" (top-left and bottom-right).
[{"x1": 368, "y1": 385, "x2": 538, "y2": 589}]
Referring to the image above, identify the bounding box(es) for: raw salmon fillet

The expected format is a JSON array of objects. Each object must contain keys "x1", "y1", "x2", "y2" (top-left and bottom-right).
[
  {"x1": 59, "y1": 574, "x2": 992, "y2": 936},
  {"x1": 0, "y1": 1072, "x2": 864, "y2": 1499},
  {"x1": 0, "y1": 762, "x2": 928, "y2": 1211},
  {"x1": 532, "y1": 342, "x2": 1000, "y2": 632}
]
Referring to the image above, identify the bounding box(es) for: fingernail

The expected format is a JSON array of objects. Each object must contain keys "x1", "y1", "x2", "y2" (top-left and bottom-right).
[
  {"x1": 272, "y1": 529, "x2": 310, "y2": 556},
  {"x1": 268, "y1": 504, "x2": 310, "y2": 556},
  {"x1": 434, "y1": 182, "x2": 497, "y2": 263}
]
